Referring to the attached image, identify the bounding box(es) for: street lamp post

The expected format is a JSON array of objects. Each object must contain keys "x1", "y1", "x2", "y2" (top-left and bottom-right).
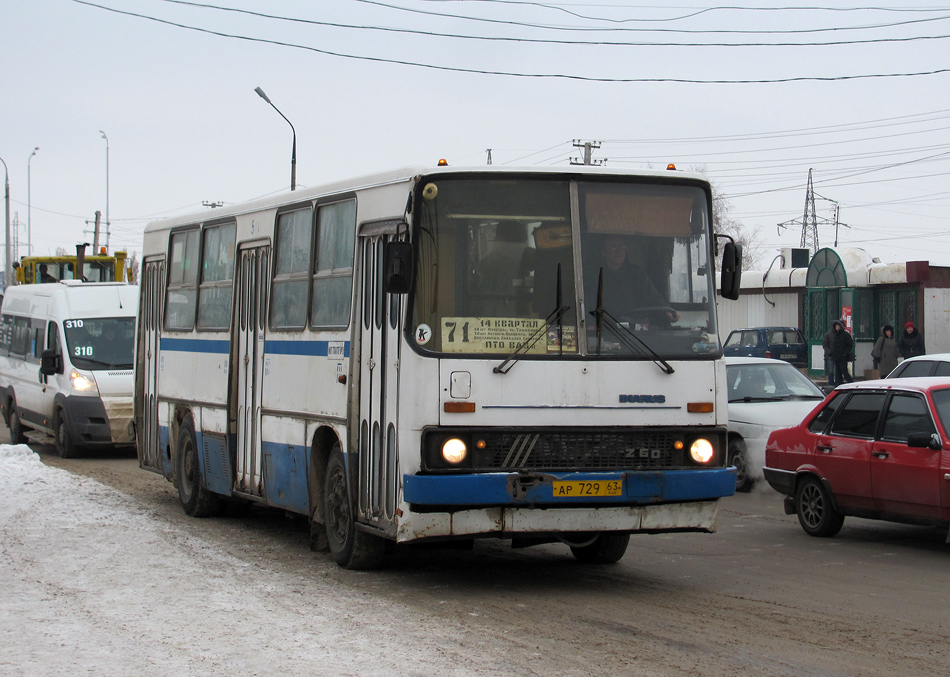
[
  {"x1": 27, "y1": 147, "x2": 38, "y2": 257},
  {"x1": 254, "y1": 87, "x2": 296, "y2": 191},
  {"x1": 0, "y1": 155, "x2": 10, "y2": 288},
  {"x1": 100, "y1": 130, "x2": 109, "y2": 250}
]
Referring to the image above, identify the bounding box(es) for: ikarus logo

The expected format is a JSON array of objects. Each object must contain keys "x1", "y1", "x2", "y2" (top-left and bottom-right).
[{"x1": 619, "y1": 394, "x2": 666, "y2": 404}]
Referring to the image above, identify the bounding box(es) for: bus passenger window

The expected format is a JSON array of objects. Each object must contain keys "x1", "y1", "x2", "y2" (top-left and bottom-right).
[
  {"x1": 165, "y1": 229, "x2": 200, "y2": 330},
  {"x1": 197, "y1": 222, "x2": 237, "y2": 330},
  {"x1": 272, "y1": 207, "x2": 312, "y2": 330},
  {"x1": 311, "y1": 199, "x2": 356, "y2": 328}
]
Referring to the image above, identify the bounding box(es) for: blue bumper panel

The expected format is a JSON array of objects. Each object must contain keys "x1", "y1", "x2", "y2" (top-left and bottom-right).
[{"x1": 403, "y1": 468, "x2": 737, "y2": 506}]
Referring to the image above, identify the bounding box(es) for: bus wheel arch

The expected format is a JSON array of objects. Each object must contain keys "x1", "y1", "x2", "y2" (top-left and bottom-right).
[{"x1": 307, "y1": 426, "x2": 339, "y2": 552}]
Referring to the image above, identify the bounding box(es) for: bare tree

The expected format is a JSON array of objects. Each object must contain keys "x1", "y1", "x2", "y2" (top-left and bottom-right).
[
  {"x1": 692, "y1": 166, "x2": 766, "y2": 269},
  {"x1": 127, "y1": 252, "x2": 140, "y2": 284}
]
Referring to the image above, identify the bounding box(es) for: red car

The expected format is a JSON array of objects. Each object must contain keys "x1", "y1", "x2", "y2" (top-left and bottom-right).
[{"x1": 763, "y1": 378, "x2": 950, "y2": 537}]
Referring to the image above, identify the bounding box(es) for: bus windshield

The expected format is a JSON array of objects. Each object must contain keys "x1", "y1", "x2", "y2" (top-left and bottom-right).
[
  {"x1": 410, "y1": 175, "x2": 719, "y2": 359},
  {"x1": 64, "y1": 317, "x2": 136, "y2": 369}
]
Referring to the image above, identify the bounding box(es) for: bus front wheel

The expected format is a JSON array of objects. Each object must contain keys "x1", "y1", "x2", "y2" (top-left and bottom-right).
[
  {"x1": 568, "y1": 532, "x2": 630, "y2": 564},
  {"x1": 176, "y1": 417, "x2": 220, "y2": 518},
  {"x1": 323, "y1": 447, "x2": 385, "y2": 570}
]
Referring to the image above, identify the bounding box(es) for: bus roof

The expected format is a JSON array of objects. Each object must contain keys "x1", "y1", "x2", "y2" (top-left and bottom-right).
[{"x1": 144, "y1": 164, "x2": 710, "y2": 234}]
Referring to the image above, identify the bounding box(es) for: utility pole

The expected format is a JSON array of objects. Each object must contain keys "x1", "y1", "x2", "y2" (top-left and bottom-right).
[
  {"x1": 1, "y1": 155, "x2": 10, "y2": 288},
  {"x1": 570, "y1": 139, "x2": 604, "y2": 166},
  {"x1": 93, "y1": 211, "x2": 101, "y2": 251}
]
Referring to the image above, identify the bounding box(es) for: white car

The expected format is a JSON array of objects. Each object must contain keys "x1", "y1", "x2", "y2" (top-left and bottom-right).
[
  {"x1": 725, "y1": 357, "x2": 826, "y2": 491},
  {"x1": 885, "y1": 353, "x2": 950, "y2": 378}
]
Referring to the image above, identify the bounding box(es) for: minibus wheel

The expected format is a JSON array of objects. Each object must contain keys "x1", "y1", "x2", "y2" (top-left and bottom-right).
[
  {"x1": 54, "y1": 409, "x2": 78, "y2": 459},
  {"x1": 7, "y1": 403, "x2": 27, "y2": 445},
  {"x1": 176, "y1": 416, "x2": 221, "y2": 518},
  {"x1": 323, "y1": 447, "x2": 385, "y2": 569}
]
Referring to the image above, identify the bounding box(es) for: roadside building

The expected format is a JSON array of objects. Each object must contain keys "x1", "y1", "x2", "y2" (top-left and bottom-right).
[{"x1": 717, "y1": 247, "x2": 950, "y2": 379}]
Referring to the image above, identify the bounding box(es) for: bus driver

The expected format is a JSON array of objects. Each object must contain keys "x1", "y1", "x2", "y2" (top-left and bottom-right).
[{"x1": 586, "y1": 234, "x2": 679, "y2": 325}]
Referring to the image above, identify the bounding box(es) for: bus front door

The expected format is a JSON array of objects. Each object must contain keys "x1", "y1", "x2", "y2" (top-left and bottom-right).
[
  {"x1": 357, "y1": 235, "x2": 400, "y2": 532},
  {"x1": 233, "y1": 244, "x2": 270, "y2": 498},
  {"x1": 137, "y1": 258, "x2": 165, "y2": 472}
]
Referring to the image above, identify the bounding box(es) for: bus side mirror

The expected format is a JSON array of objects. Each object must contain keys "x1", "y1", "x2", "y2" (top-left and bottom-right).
[
  {"x1": 384, "y1": 241, "x2": 413, "y2": 294},
  {"x1": 720, "y1": 241, "x2": 742, "y2": 300},
  {"x1": 41, "y1": 349, "x2": 62, "y2": 376}
]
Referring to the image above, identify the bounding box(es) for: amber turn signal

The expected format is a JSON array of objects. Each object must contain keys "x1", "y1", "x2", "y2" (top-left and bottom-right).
[
  {"x1": 687, "y1": 402, "x2": 714, "y2": 413},
  {"x1": 444, "y1": 401, "x2": 476, "y2": 413}
]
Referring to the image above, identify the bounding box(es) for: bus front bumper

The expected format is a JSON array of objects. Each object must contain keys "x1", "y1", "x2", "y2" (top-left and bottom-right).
[
  {"x1": 395, "y1": 468, "x2": 735, "y2": 542},
  {"x1": 403, "y1": 467, "x2": 736, "y2": 506},
  {"x1": 395, "y1": 499, "x2": 723, "y2": 542}
]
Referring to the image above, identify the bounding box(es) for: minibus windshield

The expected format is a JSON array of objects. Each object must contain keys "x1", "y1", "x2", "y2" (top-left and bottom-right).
[{"x1": 64, "y1": 317, "x2": 135, "y2": 369}]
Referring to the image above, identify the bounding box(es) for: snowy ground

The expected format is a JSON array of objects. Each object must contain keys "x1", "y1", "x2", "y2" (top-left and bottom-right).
[{"x1": 0, "y1": 444, "x2": 532, "y2": 677}]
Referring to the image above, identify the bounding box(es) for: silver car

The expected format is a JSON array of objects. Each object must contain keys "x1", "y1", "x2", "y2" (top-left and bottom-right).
[{"x1": 726, "y1": 357, "x2": 826, "y2": 491}]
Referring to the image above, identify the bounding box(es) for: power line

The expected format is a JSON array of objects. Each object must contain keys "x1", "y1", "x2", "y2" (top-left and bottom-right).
[
  {"x1": 70, "y1": 1, "x2": 950, "y2": 83},
  {"x1": 153, "y1": 0, "x2": 950, "y2": 47}
]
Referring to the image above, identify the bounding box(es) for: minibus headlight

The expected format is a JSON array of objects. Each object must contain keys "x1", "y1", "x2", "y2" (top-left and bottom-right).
[
  {"x1": 69, "y1": 370, "x2": 97, "y2": 393},
  {"x1": 689, "y1": 438, "x2": 715, "y2": 464},
  {"x1": 441, "y1": 438, "x2": 468, "y2": 464}
]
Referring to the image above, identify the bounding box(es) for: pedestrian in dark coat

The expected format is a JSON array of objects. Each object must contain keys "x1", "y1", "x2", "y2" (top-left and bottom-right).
[
  {"x1": 829, "y1": 320, "x2": 854, "y2": 386},
  {"x1": 872, "y1": 325, "x2": 899, "y2": 376},
  {"x1": 822, "y1": 324, "x2": 836, "y2": 380},
  {"x1": 898, "y1": 321, "x2": 926, "y2": 359}
]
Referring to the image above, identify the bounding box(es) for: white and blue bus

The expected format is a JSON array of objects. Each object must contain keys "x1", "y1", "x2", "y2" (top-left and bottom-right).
[{"x1": 135, "y1": 165, "x2": 742, "y2": 568}]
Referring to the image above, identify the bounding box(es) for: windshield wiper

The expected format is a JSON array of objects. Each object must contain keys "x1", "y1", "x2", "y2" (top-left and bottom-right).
[
  {"x1": 591, "y1": 267, "x2": 674, "y2": 375},
  {"x1": 494, "y1": 264, "x2": 570, "y2": 375}
]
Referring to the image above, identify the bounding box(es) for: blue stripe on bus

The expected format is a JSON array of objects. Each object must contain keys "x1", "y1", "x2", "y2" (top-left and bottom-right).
[
  {"x1": 160, "y1": 338, "x2": 231, "y2": 354},
  {"x1": 264, "y1": 340, "x2": 350, "y2": 357},
  {"x1": 158, "y1": 337, "x2": 350, "y2": 357},
  {"x1": 402, "y1": 468, "x2": 737, "y2": 506}
]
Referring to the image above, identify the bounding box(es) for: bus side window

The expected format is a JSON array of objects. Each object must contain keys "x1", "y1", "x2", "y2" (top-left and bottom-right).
[
  {"x1": 272, "y1": 207, "x2": 313, "y2": 330},
  {"x1": 47, "y1": 322, "x2": 60, "y2": 359},
  {"x1": 10, "y1": 317, "x2": 31, "y2": 357},
  {"x1": 165, "y1": 228, "x2": 201, "y2": 331},
  {"x1": 197, "y1": 222, "x2": 237, "y2": 330},
  {"x1": 0, "y1": 314, "x2": 12, "y2": 355},
  {"x1": 311, "y1": 199, "x2": 356, "y2": 328},
  {"x1": 32, "y1": 321, "x2": 46, "y2": 359}
]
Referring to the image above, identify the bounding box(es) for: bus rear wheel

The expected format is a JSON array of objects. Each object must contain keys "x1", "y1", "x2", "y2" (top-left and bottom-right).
[
  {"x1": 567, "y1": 532, "x2": 630, "y2": 564},
  {"x1": 323, "y1": 447, "x2": 385, "y2": 570},
  {"x1": 176, "y1": 417, "x2": 221, "y2": 518}
]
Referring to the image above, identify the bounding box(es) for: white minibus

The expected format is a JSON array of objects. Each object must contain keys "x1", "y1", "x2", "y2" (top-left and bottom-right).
[{"x1": 0, "y1": 281, "x2": 138, "y2": 457}]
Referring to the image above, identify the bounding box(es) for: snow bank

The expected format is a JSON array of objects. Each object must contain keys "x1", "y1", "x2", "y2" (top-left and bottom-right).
[{"x1": 0, "y1": 445, "x2": 514, "y2": 676}]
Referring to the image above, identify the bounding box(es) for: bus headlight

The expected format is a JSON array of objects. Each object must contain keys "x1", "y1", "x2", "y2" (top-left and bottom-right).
[
  {"x1": 441, "y1": 438, "x2": 468, "y2": 464},
  {"x1": 689, "y1": 438, "x2": 714, "y2": 464},
  {"x1": 69, "y1": 370, "x2": 98, "y2": 393}
]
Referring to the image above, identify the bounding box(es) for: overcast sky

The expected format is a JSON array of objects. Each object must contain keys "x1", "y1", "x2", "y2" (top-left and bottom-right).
[{"x1": 3, "y1": 1, "x2": 950, "y2": 268}]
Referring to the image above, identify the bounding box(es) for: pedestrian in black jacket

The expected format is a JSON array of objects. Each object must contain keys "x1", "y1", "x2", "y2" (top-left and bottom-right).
[
  {"x1": 898, "y1": 321, "x2": 926, "y2": 359},
  {"x1": 829, "y1": 320, "x2": 854, "y2": 386}
]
